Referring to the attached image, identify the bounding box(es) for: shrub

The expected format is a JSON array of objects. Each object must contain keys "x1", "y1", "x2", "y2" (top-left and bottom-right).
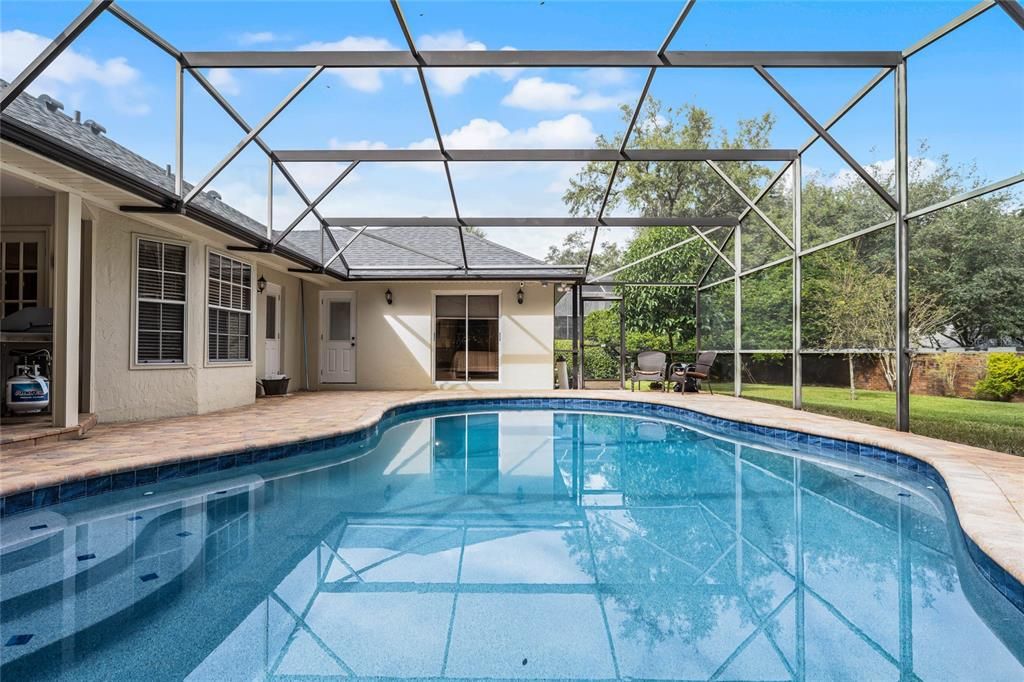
[
  {"x1": 553, "y1": 339, "x2": 620, "y2": 383},
  {"x1": 974, "y1": 353, "x2": 1024, "y2": 401}
]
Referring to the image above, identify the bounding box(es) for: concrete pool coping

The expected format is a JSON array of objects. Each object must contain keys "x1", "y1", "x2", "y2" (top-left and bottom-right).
[{"x1": 1, "y1": 389, "x2": 1022, "y2": 592}]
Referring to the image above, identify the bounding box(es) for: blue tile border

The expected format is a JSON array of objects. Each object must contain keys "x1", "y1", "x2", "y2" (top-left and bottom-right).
[{"x1": 1, "y1": 394, "x2": 1020, "y2": 612}]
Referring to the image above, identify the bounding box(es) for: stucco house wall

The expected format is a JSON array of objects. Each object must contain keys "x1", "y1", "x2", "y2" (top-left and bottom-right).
[
  {"x1": 89, "y1": 206, "x2": 263, "y2": 421},
  {"x1": 306, "y1": 280, "x2": 555, "y2": 391}
]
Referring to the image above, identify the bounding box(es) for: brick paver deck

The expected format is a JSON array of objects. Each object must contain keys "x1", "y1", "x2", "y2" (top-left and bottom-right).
[{"x1": 1, "y1": 389, "x2": 1022, "y2": 585}]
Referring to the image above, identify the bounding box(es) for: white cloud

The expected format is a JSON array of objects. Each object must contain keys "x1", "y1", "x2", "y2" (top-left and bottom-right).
[
  {"x1": 417, "y1": 31, "x2": 521, "y2": 95},
  {"x1": 329, "y1": 138, "x2": 389, "y2": 150},
  {"x1": 0, "y1": 29, "x2": 147, "y2": 114},
  {"x1": 830, "y1": 156, "x2": 937, "y2": 189},
  {"x1": 501, "y1": 76, "x2": 625, "y2": 111},
  {"x1": 298, "y1": 36, "x2": 399, "y2": 92},
  {"x1": 207, "y1": 68, "x2": 241, "y2": 96},
  {"x1": 410, "y1": 114, "x2": 597, "y2": 149},
  {"x1": 295, "y1": 30, "x2": 516, "y2": 95},
  {"x1": 238, "y1": 31, "x2": 277, "y2": 46},
  {"x1": 577, "y1": 67, "x2": 630, "y2": 87}
]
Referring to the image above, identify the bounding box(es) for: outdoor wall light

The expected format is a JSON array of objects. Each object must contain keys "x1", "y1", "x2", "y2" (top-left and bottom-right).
[
  {"x1": 385, "y1": 288, "x2": 393, "y2": 305},
  {"x1": 257, "y1": 275, "x2": 267, "y2": 294},
  {"x1": 517, "y1": 287, "x2": 525, "y2": 305}
]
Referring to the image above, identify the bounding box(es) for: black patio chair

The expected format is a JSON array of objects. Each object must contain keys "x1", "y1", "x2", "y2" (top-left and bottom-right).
[{"x1": 666, "y1": 351, "x2": 718, "y2": 394}]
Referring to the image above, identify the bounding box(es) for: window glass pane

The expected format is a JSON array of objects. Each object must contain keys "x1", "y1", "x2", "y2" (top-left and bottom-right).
[
  {"x1": 22, "y1": 242, "x2": 37, "y2": 269},
  {"x1": 435, "y1": 318, "x2": 466, "y2": 381},
  {"x1": 265, "y1": 296, "x2": 277, "y2": 339},
  {"x1": 136, "y1": 238, "x2": 187, "y2": 363},
  {"x1": 436, "y1": 295, "x2": 466, "y2": 318},
  {"x1": 138, "y1": 240, "x2": 160, "y2": 270},
  {"x1": 21, "y1": 273, "x2": 37, "y2": 304},
  {"x1": 4, "y1": 302, "x2": 18, "y2": 317},
  {"x1": 467, "y1": 318, "x2": 499, "y2": 381},
  {"x1": 328, "y1": 301, "x2": 351, "y2": 341},
  {"x1": 4, "y1": 273, "x2": 19, "y2": 301},
  {"x1": 468, "y1": 295, "x2": 499, "y2": 318},
  {"x1": 161, "y1": 303, "x2": 185, "y2": 333},
  {"x1": 163, "y1": 244, "x2": 186, "y2": 273},
  {"x1": 218, "y1": 332, "x2": 229, "y2": 360},
  {"x1": 162, "y1": 332, "x2": 184, "y2": 360},
  {"x1": 4, "y1": 243, "x2": 20, "y2": 270},
  {"x1": 138, "y1": 300, "x2": 161, "y2": 331},
  {"x1": 160, "y1": 272, "x2": 184, "y2": 301},
  {"x1": 138, "y1": 269, "x2": 161, "y2": 299},
  {"x1": 138, "y1": 331, "x2": 160, "y2": 362}
]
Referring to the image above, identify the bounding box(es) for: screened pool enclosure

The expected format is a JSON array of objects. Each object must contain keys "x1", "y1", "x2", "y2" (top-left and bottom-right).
[{"x1": 2, "y1": 0, "x2": 1022, "y2": 435}]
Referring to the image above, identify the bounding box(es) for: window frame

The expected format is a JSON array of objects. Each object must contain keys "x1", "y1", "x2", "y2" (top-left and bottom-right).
[
  {"x1": 1, "y1": 228, "x2": 48, "y2": 320},
  {"x1": 431, "y1": 290, "x2": 502, "y2": 385},
  {"x1": 205, "y1": 247, "x2": 254, "y2": 367},
  {"x1": 130, "y1": 233, "x2": 190, "y2": 370}
]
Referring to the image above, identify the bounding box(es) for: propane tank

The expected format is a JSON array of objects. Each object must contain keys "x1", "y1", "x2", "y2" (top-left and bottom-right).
[{"x1": 5, "y1": 350, "x2": 50, "y2": 415}]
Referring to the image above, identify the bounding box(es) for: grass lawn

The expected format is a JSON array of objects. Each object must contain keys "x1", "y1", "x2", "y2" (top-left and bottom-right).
[{"x1": 707, "y1": 383, "x2": 1024, "y2": 456}]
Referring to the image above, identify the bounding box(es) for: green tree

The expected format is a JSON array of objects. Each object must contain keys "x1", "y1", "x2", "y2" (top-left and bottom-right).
[
  {"x1": 559, "y1": 100, "x2": 778, "y2": 353},
  {"x1": 545, "y1": 228, "x2": 623, "y2": 274}
]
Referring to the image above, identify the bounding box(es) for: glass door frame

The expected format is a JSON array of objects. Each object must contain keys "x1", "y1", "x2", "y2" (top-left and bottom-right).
[{"x1": 431, "y1": 290, "x2": 503, "y2": 386}]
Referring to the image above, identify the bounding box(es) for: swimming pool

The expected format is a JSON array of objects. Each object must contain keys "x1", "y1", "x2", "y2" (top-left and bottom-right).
[{"x1": 2, "y1": 402, "x2": 1022, "y2": 680}]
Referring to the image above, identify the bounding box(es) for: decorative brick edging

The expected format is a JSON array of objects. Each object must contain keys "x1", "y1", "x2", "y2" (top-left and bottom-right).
[
  {"x1": 1, "y1": 395, "x2": 1020, "y2": 613},
  {"x1": 0, "y1": 413, "x2": 98, "y2": 451}
]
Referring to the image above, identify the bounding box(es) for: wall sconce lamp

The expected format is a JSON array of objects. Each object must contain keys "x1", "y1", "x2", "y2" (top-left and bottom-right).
[
  {"x1": 385, "y1": 288, "x2": 393, "y2": 305},
  {"x1": 516, "y1": 287, "x2": 525, "y2": 305},
  {"x1": 257, "y1": 275, "x2": 267, "y2": 294}
]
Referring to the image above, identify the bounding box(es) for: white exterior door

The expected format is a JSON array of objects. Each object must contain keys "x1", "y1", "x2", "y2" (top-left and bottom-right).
[
  {"x1": 264, "y1": 285, "x2": 282, "y2": 377},
  {"x1": 321, "y1": 292, "x2": 356, "y2": 383}
]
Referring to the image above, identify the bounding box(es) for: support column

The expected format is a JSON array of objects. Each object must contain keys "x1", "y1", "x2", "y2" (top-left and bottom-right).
[
  {"x1": 733, "y1": 223, "x2": 742, "y2": 397},
  {"x1": 792, "y1": 155, "x2": 803, "y2": 410},
  {"x1": 694, "y1": 287, "x2": 701, "y2": 353},
  {"x1": 266, "y1": 155, "x2": 274, "y2": 239},
  {"x1": 618, "y1": 294, "x2": 626, "y2": 389},
  {"x1": 175, "y1": 61, "x2": 184, "y2": 198},
  {"x1": 53, "y1": 192, "x2": 82, "y2": 428},
  {"x1": 572, "y1": 284, "x2": 582, "y2": 389},
  {"x1": 895, "y1": 61, "x2": 911, "y2": 431}
]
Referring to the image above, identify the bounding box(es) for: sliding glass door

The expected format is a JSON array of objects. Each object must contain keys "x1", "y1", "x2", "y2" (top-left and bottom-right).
[{"x1": 434, "y1": 294, "x2": 500, "y2": 382}]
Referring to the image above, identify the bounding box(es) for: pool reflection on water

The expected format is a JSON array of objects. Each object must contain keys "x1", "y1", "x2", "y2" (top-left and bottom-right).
[{"x1": 1, "y1": 409, "x2": 1022, "y2": 681}]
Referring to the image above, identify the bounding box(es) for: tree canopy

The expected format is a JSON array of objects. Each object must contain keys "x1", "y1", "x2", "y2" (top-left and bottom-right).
[{"x1": 547, "y1": 99, "x2": 1023, "y2": 374}]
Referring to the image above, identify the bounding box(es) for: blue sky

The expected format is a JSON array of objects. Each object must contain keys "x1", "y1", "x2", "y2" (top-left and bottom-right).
[{"x1": 2, "y1": 0, "x2": 1022, "y2": 260}]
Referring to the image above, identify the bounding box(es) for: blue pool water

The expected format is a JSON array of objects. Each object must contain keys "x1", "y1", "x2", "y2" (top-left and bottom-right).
[{"x1": 1, "y1": 405, "x2": 1022, "y2": 681}]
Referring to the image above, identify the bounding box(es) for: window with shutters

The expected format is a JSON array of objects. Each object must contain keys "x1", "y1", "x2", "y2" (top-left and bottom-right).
[
  {"x1": 134, "y1": 236, "x2": 188, "y2": 365},
  {"x1": 207, "y1": 251, "x2": 252, "y2": 363}
]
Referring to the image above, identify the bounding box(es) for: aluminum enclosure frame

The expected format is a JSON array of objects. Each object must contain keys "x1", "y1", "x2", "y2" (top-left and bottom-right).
[{"x1": 2, "y1": 0, "x2": 1022, "y2": 433}]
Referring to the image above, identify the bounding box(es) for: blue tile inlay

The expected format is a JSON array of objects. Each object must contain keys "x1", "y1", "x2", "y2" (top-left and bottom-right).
[
  {"x1": 77, "y1": 553, "x2": 96, "y2": 561},
  {"x1": 5, "y1": 634, "x2": 33, "y2": 646},
  {"x1": 128, "y1": 515, "x2": 143, "y2": 521},
  {"x1": 176, "y1": 531, "x2": 192, "y2": 538},
  {"x1": 111, "y1": 471, "x2": 136, "y2": 491},
  {"x1": 139, "y1": 573, "x2": 159, "y2": 582},
  {"x1": 28, "y1": 524, "x2": 47, "y2": 531}
]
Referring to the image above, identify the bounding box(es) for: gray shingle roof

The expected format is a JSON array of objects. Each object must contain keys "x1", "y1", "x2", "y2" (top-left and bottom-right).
[
  {"x1": 1, "y1": 81, "x2": 270, "y2": 237},
  {"x1": 278, "y1": 226, "x2": 554, "y2": 277},
  {"x1": 1, "y1": 82, "x2": 579, "y2": 280}
]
